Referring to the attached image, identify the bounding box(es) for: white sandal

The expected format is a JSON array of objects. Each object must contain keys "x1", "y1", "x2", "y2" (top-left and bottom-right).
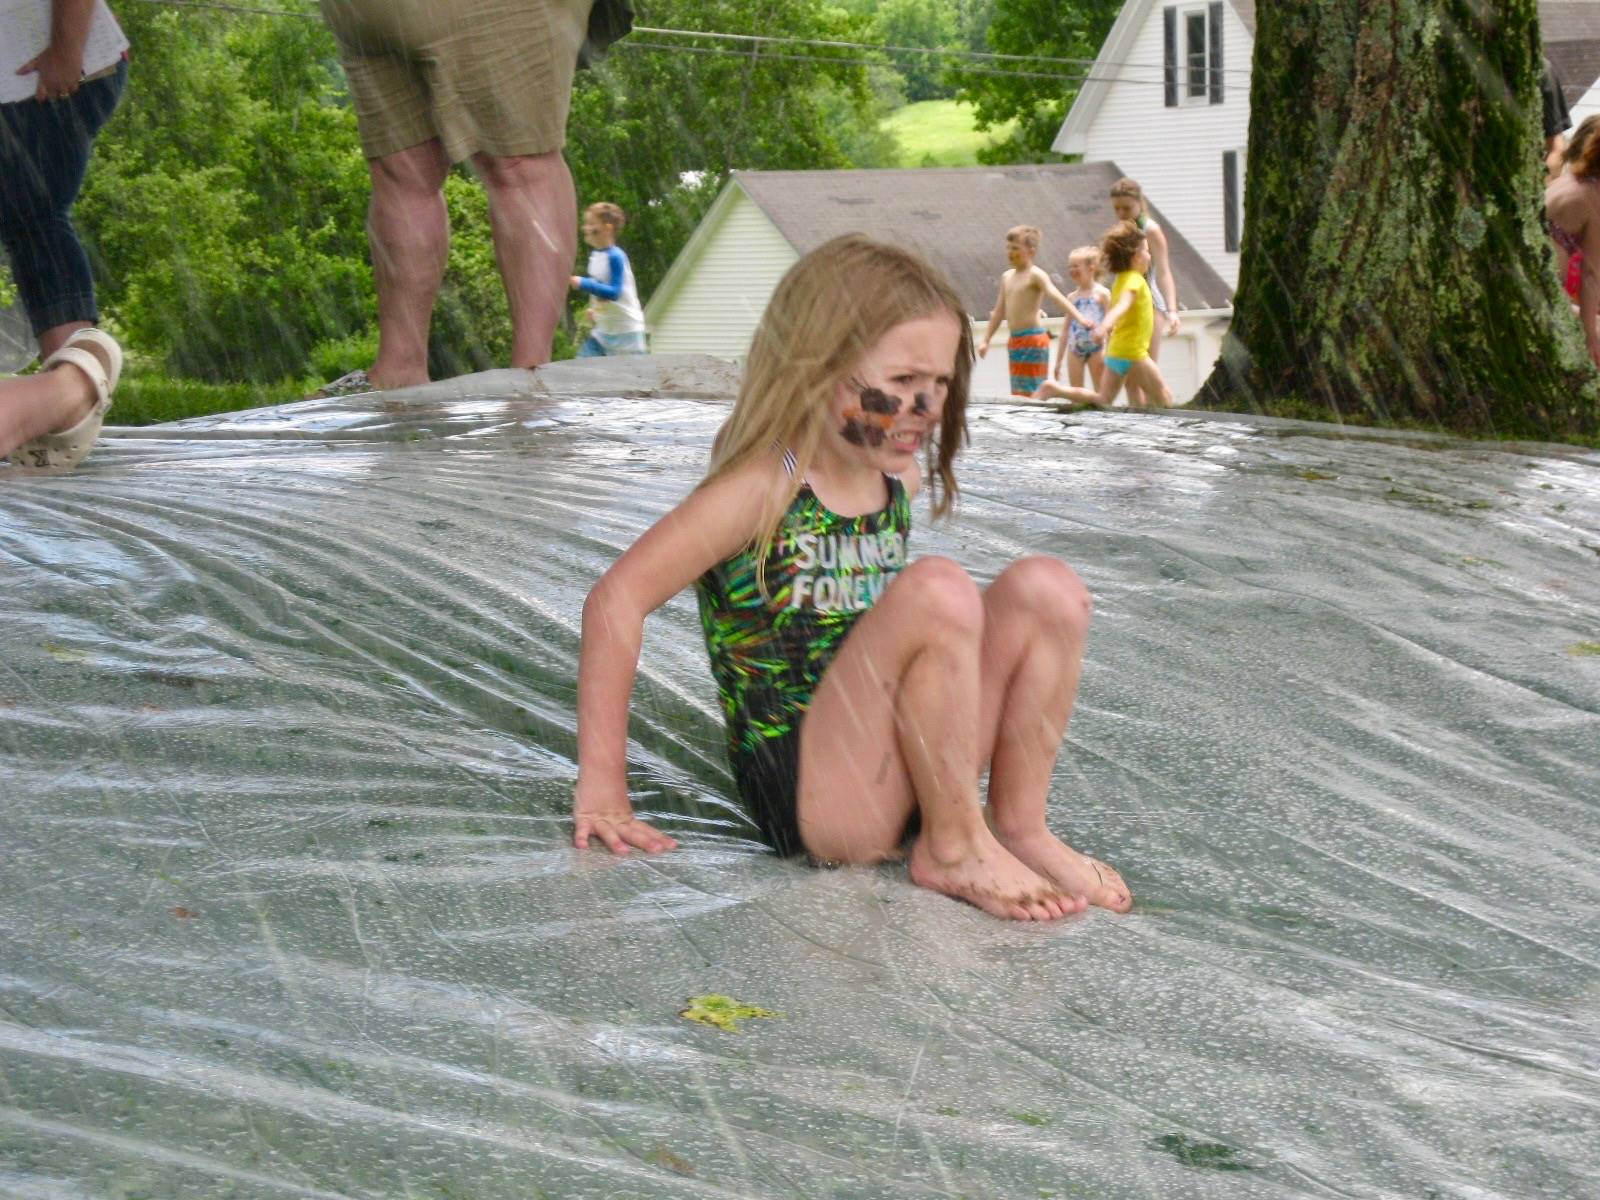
[{"x1": 13, "y1": 327, "x2": 123, "y2": 470}]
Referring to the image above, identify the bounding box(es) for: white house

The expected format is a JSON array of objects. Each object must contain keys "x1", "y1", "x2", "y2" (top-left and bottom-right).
[
  {"x1": 645, "y1": 164, "x2": 1236, "y2": 403},
  {"x1": 1056, "y1": 0, "x2": 1600, "y2": 291},
  {"x1": 1053, "y1": 0, "x2": 1254, "y2": 289}
]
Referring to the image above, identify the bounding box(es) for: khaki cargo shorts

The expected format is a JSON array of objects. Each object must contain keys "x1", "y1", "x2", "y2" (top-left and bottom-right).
[{"x1": 319, "y1": 0, "x2": 592, "y2": 162}]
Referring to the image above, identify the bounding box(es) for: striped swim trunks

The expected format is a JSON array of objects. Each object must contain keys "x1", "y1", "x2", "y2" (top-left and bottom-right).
[{"x1": 1008, "y1": 327, "x2": 1051, "y2": 396}]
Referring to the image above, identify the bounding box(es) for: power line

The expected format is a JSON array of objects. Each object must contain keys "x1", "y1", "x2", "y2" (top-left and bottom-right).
[
  {"x1": 618, "y1": 40, "x2": 1136, "y2": 86},
  {"x1": 120, "y1": 0, "x2": 1251, "y2": 82},
  {"x1": 632, "y1": 24, "x2": 1253, "y2": 79}
]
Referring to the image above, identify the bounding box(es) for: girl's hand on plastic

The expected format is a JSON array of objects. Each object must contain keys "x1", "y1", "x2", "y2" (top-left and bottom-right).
[{"x1": 573, "y1": 793, "x2": 679, "y2": 856}]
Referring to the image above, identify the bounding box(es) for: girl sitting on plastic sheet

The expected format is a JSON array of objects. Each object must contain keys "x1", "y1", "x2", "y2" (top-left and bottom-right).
[{"x1": 571, "y1": 234, "x2": 1132, "y2": 922}]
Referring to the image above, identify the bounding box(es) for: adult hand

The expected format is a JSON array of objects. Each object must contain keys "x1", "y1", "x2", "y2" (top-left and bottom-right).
[
  {"x1": 976, "y1": 339, "x2": 989, "y2": 358},
  {"x1": 573, "y1": 784, "x2": 679, "y2": 856},
  {"x1": 1166, "y1": 313, "x2": 1182, "y2": 336},
  {"x1": 19, "y1": 44, "x2": 85, "y2": 102}
]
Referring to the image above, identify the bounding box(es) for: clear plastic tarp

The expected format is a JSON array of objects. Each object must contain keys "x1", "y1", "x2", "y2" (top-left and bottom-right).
[{"x1": 3, "y1": 358, "x2": 1598, "y2": 1198}]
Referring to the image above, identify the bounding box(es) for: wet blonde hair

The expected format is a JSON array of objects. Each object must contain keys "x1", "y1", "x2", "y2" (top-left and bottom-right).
[
  {"x1": 1006, "y1": 225, "x2": 1042, "y2": 252},
  {"x1": 1068, "y1": 245, "x2": 1102, "y2": 276},
  {"x1": 704, "y1": 234, "x2": 973, "y2": 570}
]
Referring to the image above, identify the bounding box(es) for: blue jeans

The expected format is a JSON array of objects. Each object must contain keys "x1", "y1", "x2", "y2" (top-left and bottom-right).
[{"x1": 0, "y1": 61, "x2": 126, "y2": 337}]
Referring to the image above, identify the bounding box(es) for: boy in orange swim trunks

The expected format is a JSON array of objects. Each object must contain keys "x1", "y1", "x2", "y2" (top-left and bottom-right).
[{"x1": 977, "y1": 225, "x2": 1077, "y2": 397}]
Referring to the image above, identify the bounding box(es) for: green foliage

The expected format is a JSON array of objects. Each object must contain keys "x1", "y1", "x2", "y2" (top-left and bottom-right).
[
  {"x1": 110, "y1": 369, "x2": 308, "y2": 425},
  {"x1": 881, "y1": 98, "x2": 1014, "y2": 166},
  {"x1": 956, "y1": 0, "x2": 1120, "y2": 164},
  {"x1": 60, "y1": 0, "x2": 891, "y2": 385},
  {"x1": 79, "y1": 5, "x2": 375, "y2": 382},
  {"x1": 568, "y1": 0, "x2": 891, "y2": 298},
  {"x1": 873, "y1": 0, "x2": 960, "y2": 102}
]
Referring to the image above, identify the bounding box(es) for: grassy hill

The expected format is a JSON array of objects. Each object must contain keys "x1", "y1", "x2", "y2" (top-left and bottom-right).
[{"x1": 881, "y1": 99, "x2": 1017, "y2": 167}]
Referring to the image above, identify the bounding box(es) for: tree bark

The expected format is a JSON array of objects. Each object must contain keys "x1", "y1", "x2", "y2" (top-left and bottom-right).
[{"x1": 1195, "y1": 0, "x2": 1600, "y2": 440}]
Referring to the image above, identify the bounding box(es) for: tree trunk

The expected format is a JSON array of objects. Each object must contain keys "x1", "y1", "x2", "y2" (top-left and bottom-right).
[{"x1": 1195, "y1": 0, "x2": 1600, "y2": 440}]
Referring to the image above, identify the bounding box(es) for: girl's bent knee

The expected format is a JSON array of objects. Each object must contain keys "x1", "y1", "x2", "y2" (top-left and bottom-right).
[
  {"x1": 895, "y1": 556, "x2": 984, "y2": 636},
  {"x1": 997, "y1": 556, "x2": 1091, "y2": 628}
]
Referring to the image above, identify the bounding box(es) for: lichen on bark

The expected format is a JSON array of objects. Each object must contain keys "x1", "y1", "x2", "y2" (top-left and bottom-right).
[{"x1": 1196, "y1": 0, "x2": 1600, "y2": 441}]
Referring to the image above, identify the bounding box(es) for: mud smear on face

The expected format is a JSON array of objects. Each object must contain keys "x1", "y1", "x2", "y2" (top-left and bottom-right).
[{"x1": 842, "y1": 383, "x2": 899, "y2": 447}]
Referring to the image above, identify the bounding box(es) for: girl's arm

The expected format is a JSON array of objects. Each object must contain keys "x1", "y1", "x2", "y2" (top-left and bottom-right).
[
  {"x1": 1093, "y1": 288, "x2": 1135, "y2": 341},
  {"x1": 1149, "y1": 224, "x2": 1181, "y2": 334},
  {"x1": 575, "y1": 458, "x2": 779, "y2": 854}
]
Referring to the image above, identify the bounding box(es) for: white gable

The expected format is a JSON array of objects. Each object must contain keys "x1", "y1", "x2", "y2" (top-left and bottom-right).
[
  {"x1": 1572, "y1": 72, "x2": 1600, "y2": 129},
  {"x1": 644, "y1": 184, "x2": 799, "y2": 358},
  {"x1": 1055, "y1": 1, "x2": 1253, "y2": 290}
]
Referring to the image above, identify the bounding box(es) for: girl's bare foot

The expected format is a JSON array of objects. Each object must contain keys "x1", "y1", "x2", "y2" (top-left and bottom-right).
[
  {"x1": 997, "y1": 828, "x2": 1133, "y2": 912},
  {"x1": 908, "y1": 830, "x2": 1077, "y2": 922}
]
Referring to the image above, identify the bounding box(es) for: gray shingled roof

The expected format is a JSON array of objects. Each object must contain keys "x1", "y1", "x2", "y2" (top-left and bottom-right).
[
  {"x1": 1228, "y1": 1, "x2": 1596, "y2": 109},
  {"x1": 1541, "y1": 2, "x2": 1600, "y2": 106},
  {"x1": 1231, "y1": 0, "x2": 1597, "y2": 49},
  {"x1": 733, "y1": 163, "x2": 1235, "y2": 315}
]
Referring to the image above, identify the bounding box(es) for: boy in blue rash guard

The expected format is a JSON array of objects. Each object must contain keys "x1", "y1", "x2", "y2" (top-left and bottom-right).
[{"x1": 569, "y1": 201, "x2": 647, "y2": 356}]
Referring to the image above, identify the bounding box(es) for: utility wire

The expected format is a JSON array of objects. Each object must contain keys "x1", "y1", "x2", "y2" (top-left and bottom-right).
[
  {"x1": 618, "y1": 40, "x2": 1145, "y2": 86},
  {"x1": 633, "y1": 23, "x2": 1253, "y2": 78},
  {"x1": 121, "y1": 0, "x2": 1252, "y2": 82}
]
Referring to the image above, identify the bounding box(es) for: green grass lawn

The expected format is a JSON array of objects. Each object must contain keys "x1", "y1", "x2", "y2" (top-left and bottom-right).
[
  {"x1": 111, "y1": 370, "x2": 309, "y2": 425},
  {"x1": 881, "y1": 99, "x2": 1016, "y2": 168}
]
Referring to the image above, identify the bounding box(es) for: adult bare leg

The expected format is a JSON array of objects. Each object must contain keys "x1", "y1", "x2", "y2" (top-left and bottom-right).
[
  {"x1": 977, "y1": 558, "x2": 1131, "y2": 911},
  {"x1": 0, "y1": 320, "x2": 97, "y2": 453},
  {"x1": 366, "y1": 139, "x2": 451, "y2": 389},
  {"x1": 474, "y1": 149, "x2": 577, "y2": 369},
  {"x1": 0, "y1": 334, "x2": 103, "y2": 457},
  {"x1": 796, "y1": 557, "x2": 1075, "y2": 922},
  {"x1": 36, "y1": 320, "x2": 91, "y2": 362}
]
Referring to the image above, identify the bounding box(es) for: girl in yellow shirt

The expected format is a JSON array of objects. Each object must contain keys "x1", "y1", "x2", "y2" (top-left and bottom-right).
[{"x1": 1036, "y1": 221, "x2": 1173, "y2": 408}]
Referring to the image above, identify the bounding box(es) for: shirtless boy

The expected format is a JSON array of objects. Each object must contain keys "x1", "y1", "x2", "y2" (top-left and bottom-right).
[{"x1": 977, "y1": 226, "x2": 1077, "y2": 397}]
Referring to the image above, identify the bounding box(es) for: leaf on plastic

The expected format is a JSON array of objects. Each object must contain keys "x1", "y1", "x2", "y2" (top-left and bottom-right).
[{"x1": 679, "y1": 994, "x2": 778, "y2": 1033}]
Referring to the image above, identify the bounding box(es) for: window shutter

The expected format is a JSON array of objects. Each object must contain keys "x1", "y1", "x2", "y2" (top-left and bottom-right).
[
  {"x1": 1208, "y1": 1, "x2": 1224, "y2": 103},
  {"x1": 1164, "y1": 7, "x2": 1178, "y2": 107},
  {"x1": 1223, "y1": 151, "x2": 1240, "y2": 253}
]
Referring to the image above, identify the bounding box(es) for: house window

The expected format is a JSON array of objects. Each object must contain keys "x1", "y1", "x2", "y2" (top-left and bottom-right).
[
  {"x1": 1165, "y1": 4, "x2": 1224, "y2": 107},
  {"x1": 1223, "y1": 150, "x2": 1242, "y2": 253},
  {"x1": 1185, "y1": 9, "x2": 1208, "y2": 100}
]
